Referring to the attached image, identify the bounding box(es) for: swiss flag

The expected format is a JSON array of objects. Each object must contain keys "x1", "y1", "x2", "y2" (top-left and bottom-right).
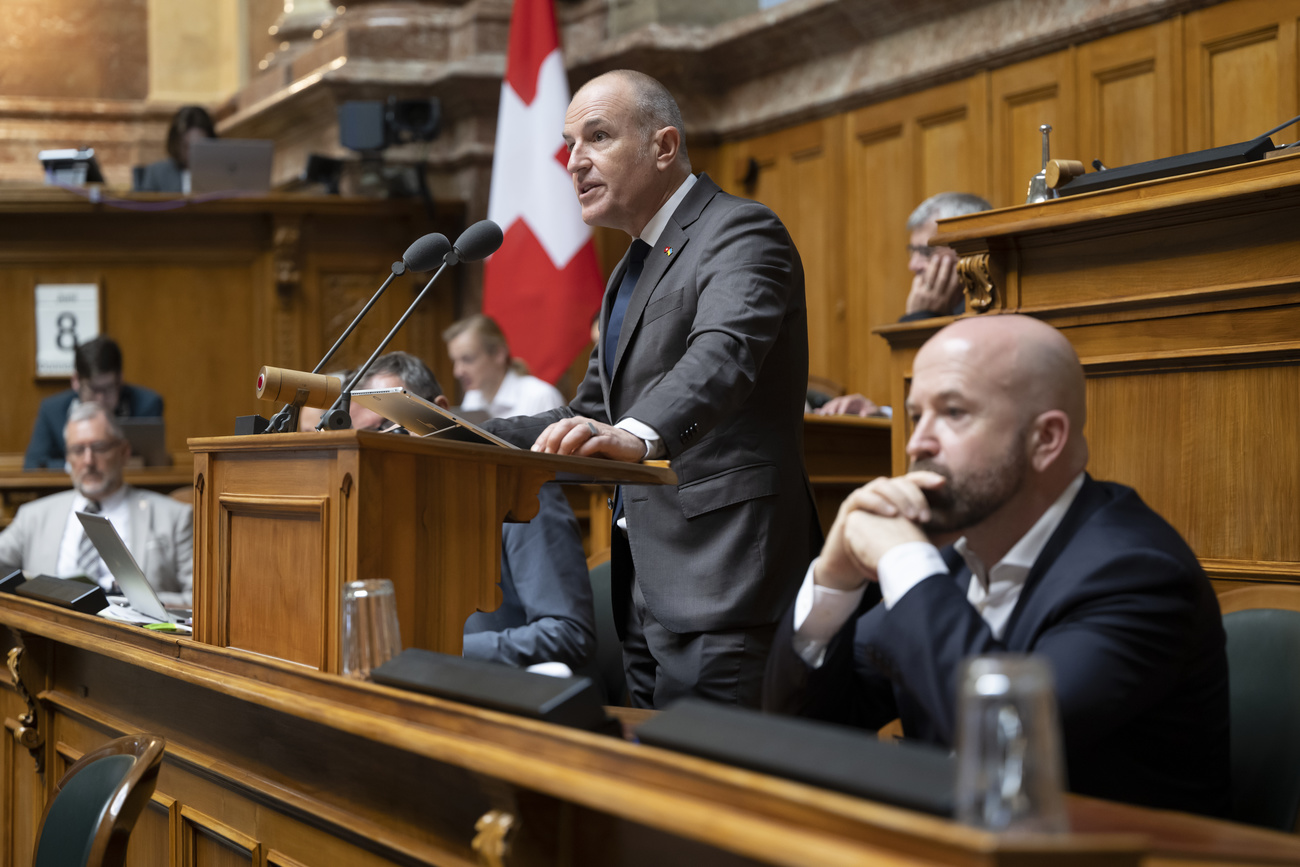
[{"x1": 482, "y1": 0, "x2": 604, "y2": 384}]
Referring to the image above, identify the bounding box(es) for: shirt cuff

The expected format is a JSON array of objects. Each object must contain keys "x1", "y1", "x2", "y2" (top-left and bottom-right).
[
  {"x1": 791, "y1": 559, "x2": 866, "y2": 668},
  {"x1": 877, "y1": 541, "x2": 947, "y2": 609},
  {"x1": 616, "y1": 417, "x2": 665, "y2": 459}
]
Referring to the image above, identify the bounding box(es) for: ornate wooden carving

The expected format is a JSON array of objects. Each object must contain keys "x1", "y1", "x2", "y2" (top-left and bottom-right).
[
  {"x1": 6, "y1": 643, "x2": 43, "y2": 774},
  {"x1": 958, "y1": 252, "x2": 995, "y2": 312},
  {"x1": 472, "y1": 809, "x2": 516, "y2": 867}
]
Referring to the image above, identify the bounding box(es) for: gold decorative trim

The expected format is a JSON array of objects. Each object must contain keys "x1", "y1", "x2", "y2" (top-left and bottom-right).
[
  {"x1": 6, "y1": 644, "x2": 43, "y2": 774},
  {"x1": 958, "y1": 253, "x2": 995, "y2": 312},
  {"x1": 472, "y1": 809, "x2": 516, "y2": 867}
]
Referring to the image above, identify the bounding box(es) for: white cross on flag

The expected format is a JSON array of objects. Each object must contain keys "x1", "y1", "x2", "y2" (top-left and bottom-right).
[{"x1": 482, "y1": 0, "x2": 603, "y2": 384}]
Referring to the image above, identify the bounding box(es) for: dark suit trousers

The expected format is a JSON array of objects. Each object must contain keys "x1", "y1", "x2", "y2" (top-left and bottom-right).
[{"x1": 617, "y1": 530, "x2": 775, "y2": 709}]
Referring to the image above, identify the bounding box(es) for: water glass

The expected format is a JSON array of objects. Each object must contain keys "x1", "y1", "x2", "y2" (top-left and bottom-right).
[
  {"x1": 955, "y1": 655, "x2": 1068, "y2": 833},
  {"x1": 341, "y1": 579, "x2": 402, "y2": 679}
]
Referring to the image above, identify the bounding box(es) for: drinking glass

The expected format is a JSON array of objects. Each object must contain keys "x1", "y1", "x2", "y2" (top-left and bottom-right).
[
  {"x1": 955, "y1": 654, "x2": 1068, "y2": 833},
  {"x1": 341, "y1": 579, "x2": 402, "y2": 679}
]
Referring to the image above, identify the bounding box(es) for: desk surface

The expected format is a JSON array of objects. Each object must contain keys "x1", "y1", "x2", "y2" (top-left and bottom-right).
[{"x1": 2, "y1": 594, "x2": 1297, "y2": 867}]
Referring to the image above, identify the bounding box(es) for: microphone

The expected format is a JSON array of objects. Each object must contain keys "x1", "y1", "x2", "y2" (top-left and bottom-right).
[
  {"x1": 260, "y1": 232, "x2": 451, "y2": 433},
  {"x1": 316, "y1": 221, "x2": 502, "y2": 430},
  {"x1": 404, "y1": 232, "x2": 453, "y2": 271},
  {"x1": 444, "y1": 219, "x2": 503, "y2": 265},
  {"x1": 256, "y1": 366, "x2": 343, "y2": 406}
]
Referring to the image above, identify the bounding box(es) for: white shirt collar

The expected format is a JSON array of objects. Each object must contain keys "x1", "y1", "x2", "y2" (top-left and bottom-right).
[
  {"x1": 954, "y1": 472, "x2": 1086, "y2": 591},
  {"x1": 638, "y1": 174, "x2": 697, "y2": 248}
]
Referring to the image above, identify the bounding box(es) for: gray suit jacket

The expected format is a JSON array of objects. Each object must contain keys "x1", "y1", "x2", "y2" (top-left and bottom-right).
[
  {"x1": 462, "y1": 484, "x2": 595, "y2": 669},
  {"x1": 0, "y1": 486, "x2": 193, "y2": 607},
  {"x1": 487, "y1": 174, "x2": 820, "y2": 634}
]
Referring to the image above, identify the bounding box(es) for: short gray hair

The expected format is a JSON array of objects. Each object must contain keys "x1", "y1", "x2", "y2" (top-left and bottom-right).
[
  {"x1": 66, "y1": 401, "x2": 124, "y2": 440},
  {"x1": 358, "y1": 351, "x2": 443, "y2": 403},
  {"x1": 906, "y1": 192, "x2": 991, "y2": 231}
]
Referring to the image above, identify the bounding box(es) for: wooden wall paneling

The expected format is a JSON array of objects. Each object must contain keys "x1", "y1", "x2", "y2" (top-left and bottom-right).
[
  {"x1": 1184, "y1": 0, "x2": 1300, "y2": 150},
  {"x1": 181, "y1": 806, "x2": 262, "y2": 867},
  {"x1": 717, "y1": 118, "x2": 848, "y2": 391},
  {"x1": 990, "y1": 50, "x2": 1078, "y2": 209},
  {"x1": 1075, "y1": 19, "x2": 1183, "y2": 172},
  {"x1": 845, "y1": 108, "x2": 912, "y2": 409},
  {"x1": 1084, "y1": 359, "x2": 1300, "y2": 576},
  {"x1": 125, "y1": 793, "x2": 179, "y2": 867},
  {"x1": 845, "y1": 76, "x2": 989, "y2": 407}
]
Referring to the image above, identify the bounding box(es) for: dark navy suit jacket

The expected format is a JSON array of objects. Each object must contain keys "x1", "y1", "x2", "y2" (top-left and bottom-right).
[
  {"x1": 24, "y1": 385, "x2": 164, "y2": 469},
  {"x1": 764, "y1": 476, "x2": 1230, "y2": 818},
  {"x1": 462, "y1": 484, "x2": 595, "y2": 670}
]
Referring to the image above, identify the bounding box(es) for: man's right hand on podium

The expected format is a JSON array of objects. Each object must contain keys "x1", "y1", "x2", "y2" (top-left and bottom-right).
[{"x1": 531, "y1": 416, "x2": 648, "y2": 463}]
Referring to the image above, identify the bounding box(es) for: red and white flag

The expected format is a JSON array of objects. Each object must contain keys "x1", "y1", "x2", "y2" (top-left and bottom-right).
[{"x1": 482, "y1": 0, "x2": 604, "y2": 384}]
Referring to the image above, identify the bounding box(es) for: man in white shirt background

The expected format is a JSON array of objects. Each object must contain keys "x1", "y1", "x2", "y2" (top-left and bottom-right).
[
  {"x1": 444, "y1": 314, "x2": 564, "y2": 418},
  {"x1": 0, "y1": 402, "x2": 192, "y2": 607},
  {"x1": 764, "y1": 314, "x2": 1229, "y2": 818}
]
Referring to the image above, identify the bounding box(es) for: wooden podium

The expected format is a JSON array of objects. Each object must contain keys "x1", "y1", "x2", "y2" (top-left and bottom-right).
[{"x1": 188, "y1": 430, "x2": 675, "y2": 672}]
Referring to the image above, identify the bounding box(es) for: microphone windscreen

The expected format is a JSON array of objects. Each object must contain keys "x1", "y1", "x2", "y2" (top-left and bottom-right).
[
  {"x1": 403, "y1": 233, "x2": 452, "y2": 272},
  {"x1": 256, "y1": 366, "x2": 343, "y2": 406},
  {"x1": 451, "y1": 220, "x2": 504, "y2": 262}
]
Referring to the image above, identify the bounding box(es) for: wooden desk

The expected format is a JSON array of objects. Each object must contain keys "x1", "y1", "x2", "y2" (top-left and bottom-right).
[
  {"x1": 879, "y1": 152, "x2": 1300, "y2": 591},
  {"x1": 0, "y1": 460, "x2": 194, "y2": 528},
  {"x1": 3, "y1": 597, "x2": 1299, "y2": 867},
  {"x1": 803, "y1": 414, "x2": 892, "y2": 535}
]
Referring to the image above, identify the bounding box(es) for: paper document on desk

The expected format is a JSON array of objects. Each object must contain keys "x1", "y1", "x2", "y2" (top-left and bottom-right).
[{"x1": 98, "y1": 599, "x2": 192, "y2": 632}]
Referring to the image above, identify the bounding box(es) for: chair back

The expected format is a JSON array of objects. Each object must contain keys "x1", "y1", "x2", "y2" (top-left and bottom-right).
[
  {"x1": 587, "y1": 556, "x2": 628, "y2": 705},
  {"x1": 1219, "y1": 585, "x2": 1300, "y2": 832},
  {"x1": 33, "y1": 733, "x2": 165, "y2": 867}
]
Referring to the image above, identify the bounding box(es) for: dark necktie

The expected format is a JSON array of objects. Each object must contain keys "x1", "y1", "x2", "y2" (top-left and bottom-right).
[
  {"x1": 604, "y1": 239, "x2": 651, "y2": 526},
  {"x1": 604, "y1": 239, "x2": 651, "y2": 379},
  {"x1": 75, "y1": 500, "x2": 104, "y2": 582}
]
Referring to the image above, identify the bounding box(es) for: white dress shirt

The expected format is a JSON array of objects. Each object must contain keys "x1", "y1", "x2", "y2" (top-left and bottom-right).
[
  {"x1": 57, "y1": 486, "x2": 131, "y2": 591},
  {"x1": 461, "y1": 369, "x2": 565, "y2": 419},
  {"x1": 792, "y1": 473, "x2": 1087, "y2": 666}
]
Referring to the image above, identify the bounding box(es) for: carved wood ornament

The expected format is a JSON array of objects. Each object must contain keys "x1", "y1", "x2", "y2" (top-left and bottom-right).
[
  {"x1": 472, "y1": 809, "x2": 516, "y2": 867},
  {"x1": 958, "y1": 253, "x2": 996, "y2": 312},
  {"x1": 7, "y1": 643, "x2": 44, "y2": 774}
]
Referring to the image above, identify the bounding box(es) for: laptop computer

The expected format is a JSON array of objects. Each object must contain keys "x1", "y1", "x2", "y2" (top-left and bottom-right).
[
  {"x1": 188, "y1": 138, "x2": 274, "y2": 194},
  {"x1": 75, "y1": 511, "x2": 190, "y2": 627},
  {"x1": 117, "y1": 417, "x2": 170, "y2": 466}
]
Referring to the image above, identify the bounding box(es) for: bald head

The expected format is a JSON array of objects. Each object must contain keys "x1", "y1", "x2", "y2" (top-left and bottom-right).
[
  {"x1": 905, "y1": 315, "x2": 1088, "y2": 547},
  {"x1": 922, "y1": 314, "x2": 1086, "y2": 437},
  {"x1": 576, "y1": 70, "x2": 690, "y2": 169}
]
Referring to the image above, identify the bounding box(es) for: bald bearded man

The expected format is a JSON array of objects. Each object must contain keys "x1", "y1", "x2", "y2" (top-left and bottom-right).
[{"x1": 765, "y1": 315, "x2": 1229, "y2": 818}]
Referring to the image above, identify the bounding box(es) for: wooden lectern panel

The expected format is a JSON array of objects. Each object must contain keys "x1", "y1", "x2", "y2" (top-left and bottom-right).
[
  {"x1": 222, "y1": 496, "x2": 330, "y2": 668},
  {"x1": 190, "y1": 430, "x2": 676, "y2": 673}
]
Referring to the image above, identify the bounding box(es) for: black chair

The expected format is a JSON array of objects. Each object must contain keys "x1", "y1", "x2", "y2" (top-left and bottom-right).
[
  {"x1": 1219, "y1": 585, "x2": 1300, "y2": 832},
  {"x1": 33, "y1": 733, "x2": 166, "y2": 867},
  {"x1": 587, "y1": 556, "x2": 628, "y2": 705}
]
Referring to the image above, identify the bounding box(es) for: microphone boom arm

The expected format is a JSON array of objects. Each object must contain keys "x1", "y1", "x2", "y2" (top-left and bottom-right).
[
  {"x1": 317, "y1": 260, "x2": 452, "y2": 431},
  {"x1": 266, "y1": 260, "x2": 406, "y2": 433}
]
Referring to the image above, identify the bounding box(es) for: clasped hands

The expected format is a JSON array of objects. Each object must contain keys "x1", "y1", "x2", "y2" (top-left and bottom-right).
[
  {"x1": 530, "y1": 416, "x2": 647, "y2": 462},
  {"x1": 814, "y1": 471, "x2": 947, "y2": 592}
]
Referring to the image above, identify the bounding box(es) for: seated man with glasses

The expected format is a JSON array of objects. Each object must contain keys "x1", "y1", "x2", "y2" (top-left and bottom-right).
[
  {"x1": 1, "y1": 402, "x2": 192, "y2": 606},
  {"x1": 24, "y1": 335, "x2": 164, "y2": 469}
]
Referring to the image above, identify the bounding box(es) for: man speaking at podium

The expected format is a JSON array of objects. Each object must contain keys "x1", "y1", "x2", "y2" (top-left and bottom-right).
[{"x1": 485, "y1": 70, "x2": 819, "y2": 709}]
